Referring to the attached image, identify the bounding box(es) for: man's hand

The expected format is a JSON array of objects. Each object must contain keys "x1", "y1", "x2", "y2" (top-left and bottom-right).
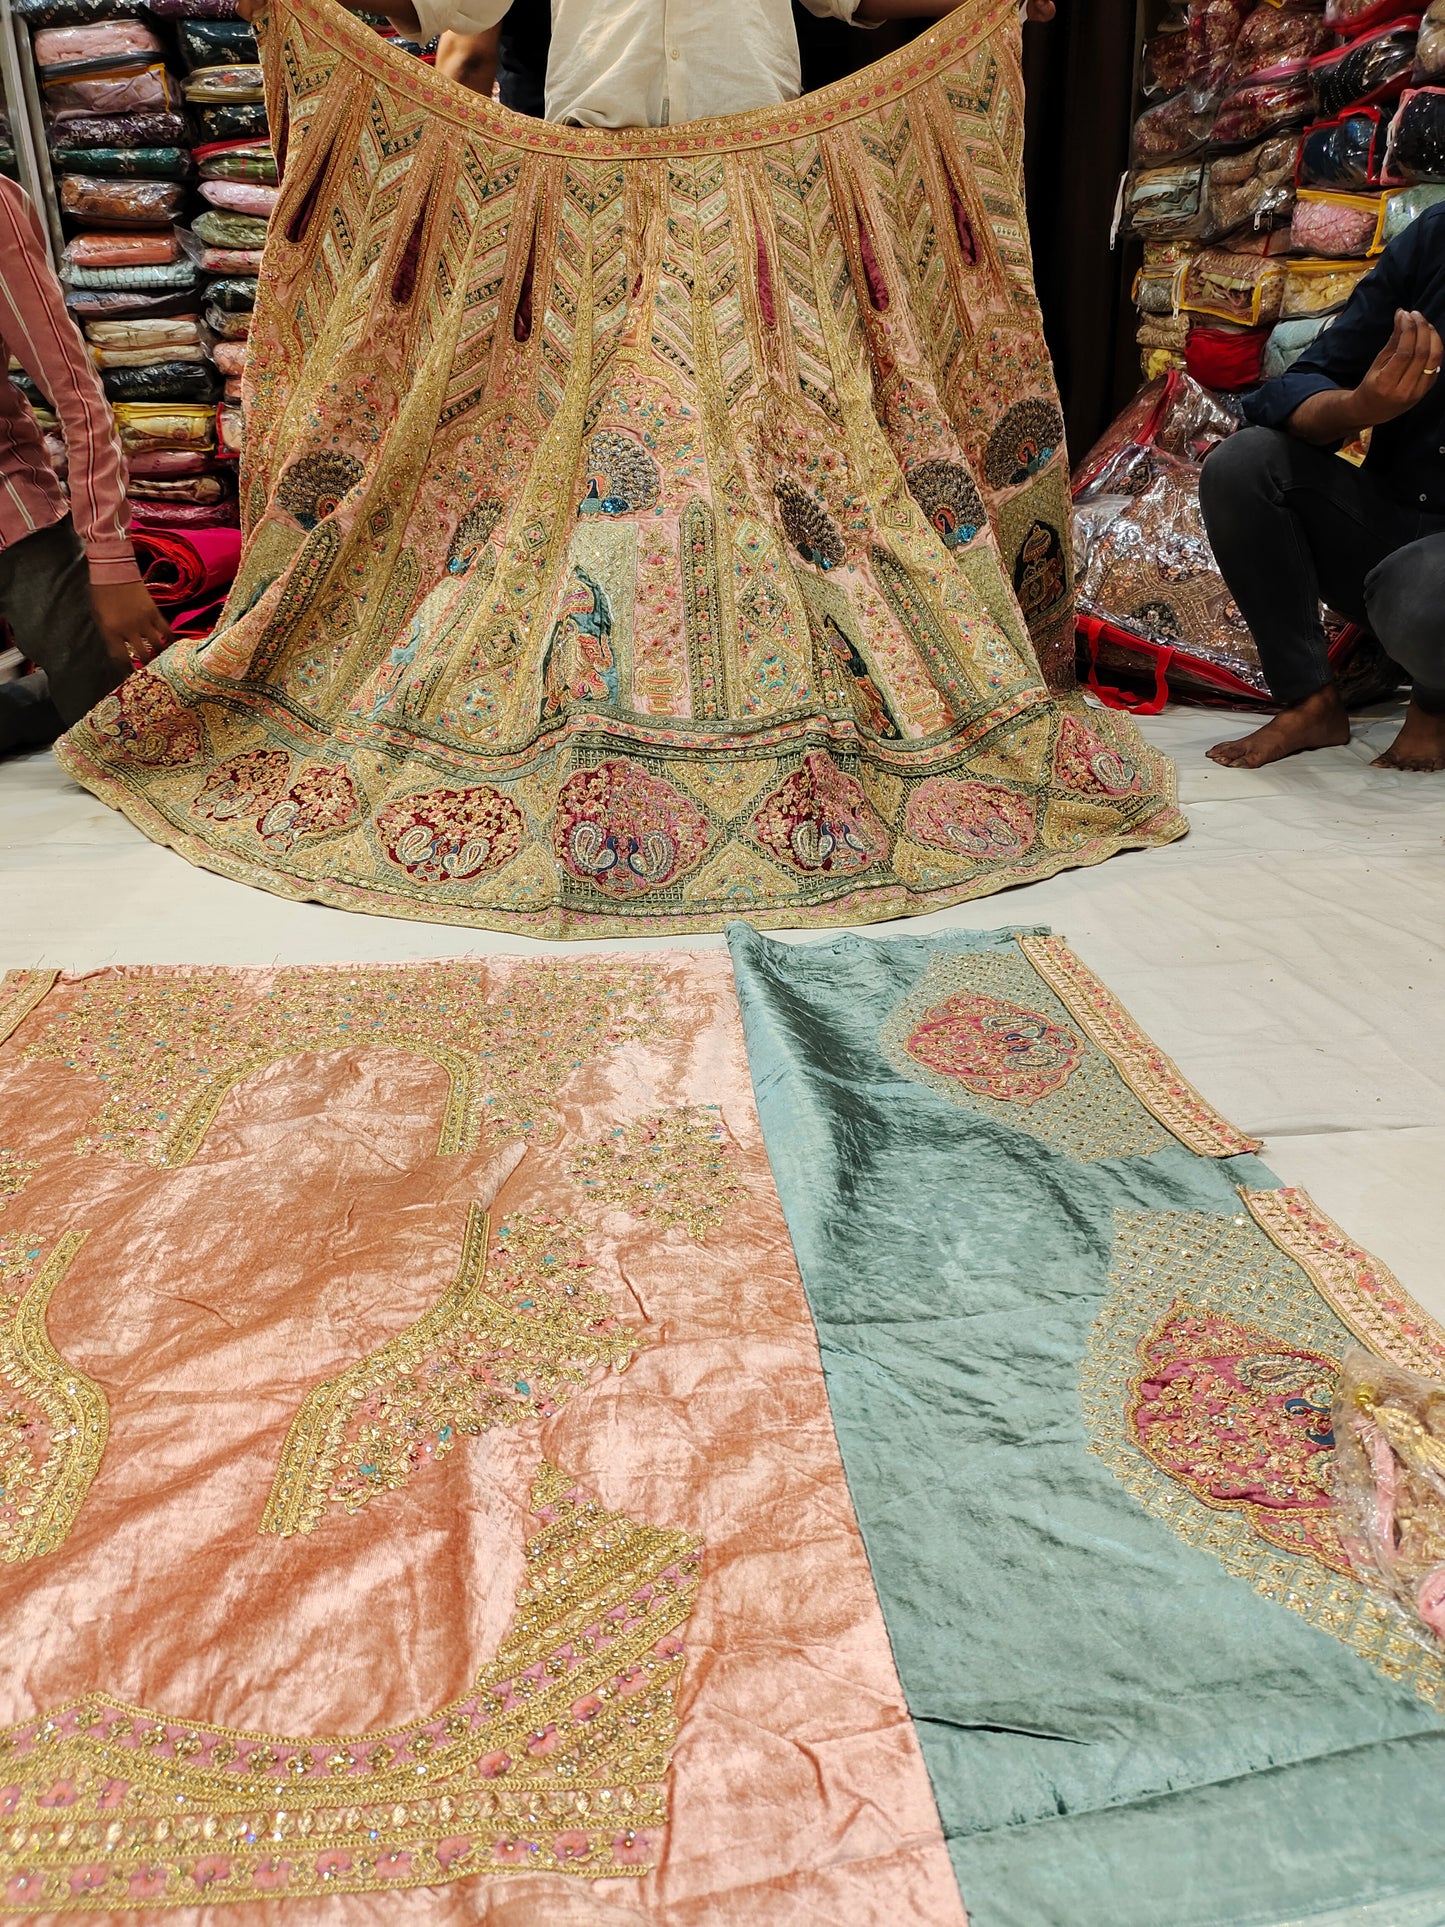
[
  {"x1": 1351, "y1": 308, "x2": 1443, "y2": 427},
  {"x1": 237, "y1": 0, "x2": 264, "y2": 21},
  {"x1": 91, "y1": 580, "x2": 171, "y2": 671},
  {"x1": 1024, "y1": 0, "x2": 1056, "y2": 18}
]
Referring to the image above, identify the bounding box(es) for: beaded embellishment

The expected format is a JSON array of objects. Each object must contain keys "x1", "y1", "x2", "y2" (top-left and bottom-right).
[
  {"x1": 262, "y1": 1209, "x2": 644, "y2": 1536},
  {"x1": 564, "y1": 1106, "x2": 743, "y2": 1239},
  {"x1": 0, "y1": 1463, "x2": 702, "y2": 1909},
  {"x1": 0, "y1": 1229, "x2": 106, "y2": 1566},
  {"x1": 1081, "y1": 1205, "x2": 1445, "y2": 1713},
  {"x1": 25, "y1": 961, "x2": 661, "y2": 1165}
]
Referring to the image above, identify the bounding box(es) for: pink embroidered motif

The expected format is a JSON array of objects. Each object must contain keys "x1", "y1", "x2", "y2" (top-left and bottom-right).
[
  {"x1": 376, "y1": 784, "x2": 525, "y2": 884},
  {"x1": 1052, "y1": 714, "x2": 1144, "y2": 797},
  {"x1": 554, "y1": 761, "x2": 712, "y2": 894},
  {"x1": 904, "y1": 778, "x2": 1036, "y2": 860},
  {"x1": 750, "y1": 751, "x2": 888, "y2": 875},
  {"x1": 1127, "y1": 1301, "x2": 1347, "y2": 1573},
  {"x1": 903, "y1": 988, "x2": 1082, "y2": 1103}
]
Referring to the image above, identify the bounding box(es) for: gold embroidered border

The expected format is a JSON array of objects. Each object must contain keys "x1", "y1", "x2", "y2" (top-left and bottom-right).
[
  {"x1": 1081, "y1": 1208, "x2": 1445, "y2": 1716},
  {"x1": 1018, "y1": 934, "x2": 1261, "y2": 1158},
  {"x1": 1, "y1": 1229, "x2": 106, "y2": 1564},
  {"x1": 1242, "y1": 1185, "x2": 1445, "y2": 1382},
  {"x1": 0, "y1": 971, "x2": 58, "y2": 1049},
  {"x1": 0, "y1": 1462, "x2": 702, "y2": 1909},
  {"x1": 261, "y1": 1207, "x2": 645, "y2": 1536}
]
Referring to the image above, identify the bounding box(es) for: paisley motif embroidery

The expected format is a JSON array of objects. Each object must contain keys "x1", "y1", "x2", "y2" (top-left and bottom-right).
[
  {"x1": 903, "y1": 778, "x2": 1037, "y2": 861},
  {"x1": 1081, "y1": 1206, "x2": 1445, "y2": 1714},
  {"x1": 262, "y1": 1208, "x2": 644, "y2": 1536},
  {"x1": 24, "y1": 961, "x2": 661, "y2": 1165},
  {"x1": 565, "y1": 1106, "x2": 743, "y2": 1239},
  {"x1": 376, "y1": 783, "x2": 525, "y2": 884},
  {"x1": 903, "y1": 989, "x2": 1083, "y2": 1105},
  {"x1": 750, "y1": 751, "x2": 888, "y2": 876},
  {"x1": 192, "y1": 752, "x2": 359, "y2": 850},
  {"x1": 554, "y1": 760, "x2": 712, "y2": 895},
  {"x1": 0, "y1": 1463, "x2": 702, "y2": 1908},
  {"x1": 1052, "y1": 714, "x2": 1143, "y2": 798},
  {"x1": 86, "y1": 672, "x2": 203, "y2": 768},
  {"x1": 0, "y1": 1228, "x2": 106, "y2": 1566},
  {"x1": 1126, "y1": 1300, "x2": 1346, "y2": 1573}
]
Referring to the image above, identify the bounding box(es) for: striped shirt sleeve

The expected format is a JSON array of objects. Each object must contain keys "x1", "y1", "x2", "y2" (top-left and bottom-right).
[{"x1": 0, "y1": 177, "x2": 139, "y2": 585}]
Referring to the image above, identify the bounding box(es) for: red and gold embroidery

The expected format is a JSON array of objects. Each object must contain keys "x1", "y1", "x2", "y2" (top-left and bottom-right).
[
  {"x1": 262, "y1": 1208, "x2": 644, "y2": 1536},
  {"x1": 903, "y1": 990, "x2": 1081, "y2": 1104},
  {"x1": 0, "y1": 1228, "x2": 105, "y2": 1566},
  {"x1": 0, "y1": 1463, "x2": 702, "y2": 1909}
]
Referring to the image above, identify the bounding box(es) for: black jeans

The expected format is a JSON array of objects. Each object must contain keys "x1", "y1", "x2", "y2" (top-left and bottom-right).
[
  {"x1": 1199, "y1": 425, "x2": 1445, "y2": 712},
  {"x1": 0, "y1": 516, "x2": 126, "y2": 755}
]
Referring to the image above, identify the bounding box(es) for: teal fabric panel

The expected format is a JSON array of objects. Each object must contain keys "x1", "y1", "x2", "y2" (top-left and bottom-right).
[{"x1": 727, "y1": 922, "x2": 1445, "y2": 1927}]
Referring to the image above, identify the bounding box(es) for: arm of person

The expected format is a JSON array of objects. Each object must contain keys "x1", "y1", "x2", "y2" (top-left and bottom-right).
[
  {"x1": 1286, "y1": 309, "x2": 1442, "y2": 445},
  {"x1": 0, "y1": 180, "x2": 168, "y2": 667},
  {"x1": 435, "y1": 25, "x2": 501, "y2": 93}
]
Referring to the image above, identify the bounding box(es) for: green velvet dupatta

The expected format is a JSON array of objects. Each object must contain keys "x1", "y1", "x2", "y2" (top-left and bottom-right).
[{"x1": 728, "y1": 922, "x2": 1445, "y2": 1927}]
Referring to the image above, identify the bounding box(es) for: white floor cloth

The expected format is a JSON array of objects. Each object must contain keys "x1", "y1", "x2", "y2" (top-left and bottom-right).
[{"x1": 3, "y1": 697, "x2": 1441, "y2": 1316}]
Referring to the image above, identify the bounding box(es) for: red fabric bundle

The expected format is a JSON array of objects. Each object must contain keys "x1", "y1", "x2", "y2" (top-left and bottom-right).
[
  {"x1": 1185, "y1": 324, "x2": 1271, "y2": 388},
  {"x1": 128, "y1": 521, "x2": 242, "y2": 604}
]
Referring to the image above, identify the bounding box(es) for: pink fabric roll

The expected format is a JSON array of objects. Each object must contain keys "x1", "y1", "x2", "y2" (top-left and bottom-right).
[{"x1": 131, "y1": 521, "x2": 243, "y2": 604}]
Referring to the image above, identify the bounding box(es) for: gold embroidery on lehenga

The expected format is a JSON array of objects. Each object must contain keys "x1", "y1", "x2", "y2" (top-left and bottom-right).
[
  {"x1": 1081, "y1": 1206, "x2": 1445, "y2": 1713},
  {"x1": 1242, "y1": 1186, "x2": 1445, "y2": 1381},
  {"x1": 0, "y1": 971, "x2": 58, "y2": 1048},
  {"x1": 0, "y1": 1150, "x2": 37, "y2": 1213},
  {"x1": 25, "y1": 961, "x2": 661, "y2": 1165},
  {"x1": 880, "y1": 945, "x2": 1175, "y2": 1161},
  {"x1": 0, "y1": 1463, "x2": 702, "y2": 1909},
  {"x1": 261, "y1": 1208, "x2": 644, "y2": 1536},
  {"x1": 0, "y1": 1228, "x2": 106, "y2": 1565},
  {"x1": 1018, "y1": 935, "x2": 1261, "y2": 1158},
  {"x1": 564, "y1": 1105, "x2": 743, "y2": 1238}
]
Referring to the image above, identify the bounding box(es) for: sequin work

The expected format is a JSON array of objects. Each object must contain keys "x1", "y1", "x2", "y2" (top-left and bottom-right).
[
  {"x1": 1081, "y1": 1206, "x2": 1445, "y2": 1713},
  {"x1": 0, "y1": 1463, "x2": 701, "y2": 1909},
  {"x1": 24, "y1": 961, "x2": 661, "y2": 1164},
  {"x1": 0, "y1": 1150, "x2": 37, "y2": 1213},
  {"x1": 262, "y1": 1209, "x2": 645, "y2": 1535},
  {"x1": 0, "y1": 1229, "x2": 106, "y2": 1566},
  {"x1": 0, "y1": 972, "x2": 58, "y2": 1049},
  {"x1": 880, "y1": 944, "x2": 1175, "y2": 1161},
  {"x1": 564, "y1": 1106, "x2": 743, "y2": 1238}
]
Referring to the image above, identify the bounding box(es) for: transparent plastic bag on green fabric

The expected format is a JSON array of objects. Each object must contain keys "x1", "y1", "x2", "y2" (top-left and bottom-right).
[
  {"x1": 1332, "y1": 1348, "x2": 1445, "y2": 1652},
  {"x1": 49, "y1": 143, "x2": 189, "y2": 178},
  {"x1": 192, "y1": 205, "x2": 267, "y2": 248},
  {"x1": 1382, "y1": 179, "x2": 1445, "y2": 238},
  {"x1": 176, "y1": 17, "x2": 256, "y2": 67}
]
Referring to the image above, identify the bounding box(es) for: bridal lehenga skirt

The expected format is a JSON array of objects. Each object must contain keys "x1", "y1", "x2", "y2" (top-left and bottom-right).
[{"x1": 58, "y1": 0, "x2": 1186, "y2": 936}]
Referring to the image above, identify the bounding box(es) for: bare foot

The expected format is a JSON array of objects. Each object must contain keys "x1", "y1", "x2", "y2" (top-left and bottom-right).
[
  {"x1": 1207, "y1": 685, "x2": 1352, "y2": 769},
  {"x1": 1372, "y1": 700, "x2": 1445, "y2": 771}
]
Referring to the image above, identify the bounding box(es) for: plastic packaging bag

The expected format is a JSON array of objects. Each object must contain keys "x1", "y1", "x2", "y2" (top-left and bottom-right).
[
  {"x1": 1181, "y1": 244, "x2": 1288, "y2": 321},
  {"x1": 1262, "y1": 311, "x2": 1337, "y2": 376},
  {"x1": 198, "y1": 243, "x2": 264, "y2": 272},
  {"x1": 1210, "y1": 68, "x2": 1317, "y2": 146},
  {"x1": 1332, "y1": 1349, "x2": 1445, "y2": 1647},
  {"x1": 31, "y1": 20, "x2": 159, "y2": 63},
  {"x1": 218, "y1": 402, "x2": 243, "y2": 454},
  {"x1": 1418, "y1": 0, "x2": 1445, "y2": 78},
  {"x1": 1189, "y1": 0, "x2": 1253, "y2": 96},
  {"x1": 181, "y1": 64, "x2": 265, "y2": 103},
  {"x1": 42, "y1": 62, "x2": 178, "y2": 122},
  {"x1": 112, "y1": 400, "x2": 216, "y2": 452},
  {"x1": 176, "y1": 16, "x2": 255, "y2": 65},
  {"x1": 1184, "y1": 322, "x2": 1270, "y2": 388},
  {"x1": 200, "y1": 176, "x2": 276, "y2": 215},
  {"x1": 1297, "y1": 104, "x2": 1393, "y2": 183},
  {"x1": 126, "y1": 446, "x2": 212, "y2": 475},
  {"x1": 66, "y1": 286, "x2": 200, "y2": 320},
  {"x1": 1133, "y1": 90, "x2": 1217, "y2": 163},
  {"x1": 58, "y1": 171, "x2": 183, "y2": 225},
  {"x1": 203, "y1": 274, "x2": 257, "y2": 312},
  {"x1": 1381, "y1": 176, "x2": 1445, "y2": 234},
  {"x1": 204, "y1": 303, "x2": 250, "y2": 338},
  {"x1": 51, "y1": 109, "x2": 188, "y2": 147},
  {"x1": 1134, "y1": 239, "x2": 1196, "y2": 312},
  {"x1": 101, "y1": 359, "x2": 218, "y2": 401},
  {"x1": 197, "y1": 142, "x2": 276, "y2": 183},
  {"x1": 129, "y1": 470, "x2": 230, "y2": 503},
  {"x1": 63, "y1": 229, "x2": 177, "y2": 268},
  {"x1": 192, "y1": 205, "x2": 267, "y2": 247},
  {"x1": 1228, "y1": 4, "x2": 1326, "y2": 83},
  {"x1": 1290, "y1": 185, "x2": 1388, "y2": 252},
  {"x1": 1127, "y1": 161, "x2": 1206, "y2": 234},
  {"x1": 14, "y1": 0, "x2": 148, "y2": 20},
  {"x1": 1281, "y1": 254, "x2": 1375, "y2": 313},
  {"x1": 85, "y1": 315, "x2": 199, "y2": 348},
  {"x1": 1145, "y1": 25, "x2": 1194, "y2": 96},
  {"x1": 1389, "y1": 86, "x2": 1445, "y2": 177},
  {"x1": 194, "y1": 101, "x2": 269, "y2": 141},
  {"x1": 1324, "y1": 0, "x2": 1420, "y2": 33},
  {"x1": 49, "y1": 143, "x2": 188, "y2": 177},
  {"x1": 93, "y1": 340, "x2": 205, "y2": 366},
  {"x1": 211, "y1": 337, "x2": 246, "y2": 375},
  {"x1": 149, "y1": 0, "x2": 241, "y2": 15},
  {"x1": 62, "y1": 256, "x2": 197, "y2": 290},
  {"x1": 1312, "y1": 21, "x2": 1420, "y2": 117},
  {"x1": 1201, "y1": 133, "x2": 1299, "y2": 235}
]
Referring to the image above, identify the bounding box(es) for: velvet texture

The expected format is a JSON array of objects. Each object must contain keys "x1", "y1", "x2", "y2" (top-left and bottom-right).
[
  {"x1": 0, "y1": 958, "x2": 959, "y2": 1921},
  {"x1": 728, "y1": 922, "x2": 1445, "y2": 1927}
]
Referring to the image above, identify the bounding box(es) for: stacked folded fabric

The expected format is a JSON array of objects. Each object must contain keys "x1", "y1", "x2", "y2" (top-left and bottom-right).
[
  {"x1": 1124, "y1": 0, "x2": 1445, "y2": 394},
  {"x1": 17, "y1": 0, "x2": 271, "y2": 529}
]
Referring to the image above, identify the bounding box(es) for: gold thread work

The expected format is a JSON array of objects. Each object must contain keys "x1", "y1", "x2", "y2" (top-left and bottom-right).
[
  {"x1": 0, "y1": 1462, "x2": 702, "y2": 1909},
  {"x1": 0, "y1": 971, "x2": 58, "y2": 1049}
]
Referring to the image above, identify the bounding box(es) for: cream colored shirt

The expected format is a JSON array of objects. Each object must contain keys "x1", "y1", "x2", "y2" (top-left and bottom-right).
[{"x1": 415, "y1": 0, "x2": 873, "y2": 127}]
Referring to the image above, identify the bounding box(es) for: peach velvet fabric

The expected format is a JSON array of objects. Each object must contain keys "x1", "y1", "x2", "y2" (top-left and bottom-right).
[{"x1": 0, "y1": 956, "x2": 963, "y2": 1924}]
